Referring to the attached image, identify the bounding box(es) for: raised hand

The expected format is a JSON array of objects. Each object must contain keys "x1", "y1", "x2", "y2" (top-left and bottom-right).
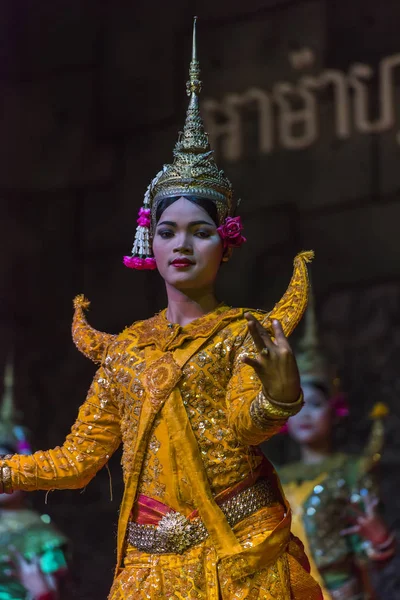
[
  {"x1": 242, "y1": 314, "x2": 301, "y2": 404},
  {"x1": 340, "y1": 494, "x2": 390, "y2": 545},
  {"x1": 9, "y1": 547, "x2": 55, "y2": 599}
]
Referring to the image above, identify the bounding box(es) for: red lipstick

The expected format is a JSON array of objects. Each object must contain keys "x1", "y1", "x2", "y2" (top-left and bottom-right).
[{"x1": 170, "y1": 258, "x2": 194, "y2": 268}]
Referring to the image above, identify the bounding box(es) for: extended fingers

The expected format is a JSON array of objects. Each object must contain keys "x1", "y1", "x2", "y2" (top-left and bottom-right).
[
  {"x1": 340, "y1": 525, "x2": 360, "y2": 537},
  {"x1": 272, "y1": 319, "x2": 289, "y2": 347},
  {"x1": 364, "y1": 495, "x2": 379, "y2": 517},
  {"x1": 245, "y1": 313, "x2": 274, "y2": 352},
  {"x1": 8, "y1": 547, "x2": 25, "y2": 569}
]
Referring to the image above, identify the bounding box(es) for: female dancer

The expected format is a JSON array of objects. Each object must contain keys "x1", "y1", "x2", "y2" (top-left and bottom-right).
[
  {"x1": 0, "y1": 19, "x2": 322, "y2": 600},
  {"x1": 0, "y1": 362, "x2": 69, "y2": 600},
  {"x1": 279, "y1": 294, "x2": 395, "y2": 599}
]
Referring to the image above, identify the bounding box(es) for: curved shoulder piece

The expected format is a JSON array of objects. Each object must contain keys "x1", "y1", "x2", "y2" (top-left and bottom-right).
[
  {"x1": 72, "y1": 295, "x2": 117, "y2": 364},
  {"x1": 257, "y1": 251, "x2": 314, "y2": 337}
]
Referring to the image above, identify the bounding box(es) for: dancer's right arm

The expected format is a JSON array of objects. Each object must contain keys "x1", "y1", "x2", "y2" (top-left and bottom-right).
[{"x1": 0, "y1": 365, "x2": 121, "y2": 493}]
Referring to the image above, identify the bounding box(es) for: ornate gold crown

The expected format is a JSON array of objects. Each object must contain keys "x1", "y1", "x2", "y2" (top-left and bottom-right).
[
  {"x1": 124, "y1": 17, "x2": 236, "y2": 270},
  {"x1": 150, "y1": 17, "x2": 234, "y2": 225}
]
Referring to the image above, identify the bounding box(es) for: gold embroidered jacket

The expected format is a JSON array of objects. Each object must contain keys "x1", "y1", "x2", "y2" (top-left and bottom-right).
[{"x1": 0, "y1": 252, "x2": 316, "y2": 592}]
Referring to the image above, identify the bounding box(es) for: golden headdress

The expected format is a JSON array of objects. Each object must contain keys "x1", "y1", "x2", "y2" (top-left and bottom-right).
[
  {"x1": 0, "y1": 359, "x2": 31, "y2": 454},
  {"x1": 296, "y1": 287, "x2": 350, "y2": 415},
  {"x1": 296, "y1": 286, "x2": 333, "y2": 391},
  {"x1": 124, "y1": 17, "x2": 236, "y2": 270}
]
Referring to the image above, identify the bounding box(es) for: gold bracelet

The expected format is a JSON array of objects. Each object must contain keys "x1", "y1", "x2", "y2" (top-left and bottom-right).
[
  {"x1": 264, "y1": 390, "x2": 304, "y2": 409},
  {"x1": 250, "y1": 390, "x2": 304, "y2": 429},
  {"x1": 0, "y1": 462, "x2": 13, "y2": 494},
  {"x1": 0, "y1": 459, "x2": 5, "y2": 494}
]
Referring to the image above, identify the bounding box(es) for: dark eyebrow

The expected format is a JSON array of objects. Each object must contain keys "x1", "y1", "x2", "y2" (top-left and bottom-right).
[
  {"x1": 157, "y1": 220, "x2": 215, "y2": 228},
  {"x1": 188, "y1": 220, "x2": 215, "y2": 227},
  {"x1": 157, "y1": 221, "x2": 176, "y2": 227}
]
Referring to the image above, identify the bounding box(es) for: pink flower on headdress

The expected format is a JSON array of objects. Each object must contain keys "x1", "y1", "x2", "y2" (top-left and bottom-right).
[
  {"x1": 279, "y1": 392, "x2": 349, "y2": 436},
  {"x1": 123, "y1": 256, "x2": 157, "y2": 270},
  {"x1": 123, "y1": 256, "x2": 139, "y2": 269},
  {"x1": 143, "y1": 257, "x2": 157, "y2": 270},
  {"x1": 17, "y1": 440, "x2": 32, "y2": 454},
  {"x1": 137, "y1": 208, "x2": 151, "y2": 228},
  {"x1": 217, "y1": 216, "x2": 247, "y2": 249},
  {"x1": 330, "y1": 393, "x2": 349, "y2": 418}
]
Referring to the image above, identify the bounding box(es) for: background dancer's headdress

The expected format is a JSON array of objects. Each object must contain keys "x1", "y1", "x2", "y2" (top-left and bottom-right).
[
  {"x1": 296, "y1": 286, "x2": 349, "y2": 417},
  {"x1": 124, "y1": 17, "x2": 242, "y2": 271},
  {"x1": 0, "y1": 359, "x2": 31, "y2": 454},
  {"x1": 296, "y1": 288, "x2": 332, "y2": 391}
]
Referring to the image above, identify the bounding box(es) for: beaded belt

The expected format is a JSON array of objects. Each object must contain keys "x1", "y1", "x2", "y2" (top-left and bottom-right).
[{"x1": 127, "y1": 478, "x2": 277, "y2": 554}]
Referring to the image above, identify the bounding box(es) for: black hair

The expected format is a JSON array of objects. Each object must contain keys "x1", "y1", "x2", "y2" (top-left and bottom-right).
[
  {"x1": 155, "y1": 196, "x2": 219, "y2": 226},
  {"x1": 309, "y1": 381, "x2": 331, "y2": 400}
]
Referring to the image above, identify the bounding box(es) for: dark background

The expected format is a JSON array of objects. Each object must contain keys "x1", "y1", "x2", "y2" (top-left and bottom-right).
[{"x1": 1, "y1": 1, "x2": 400, "y2": 597}]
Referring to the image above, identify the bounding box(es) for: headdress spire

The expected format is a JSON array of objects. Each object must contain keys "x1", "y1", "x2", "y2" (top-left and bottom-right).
[
  {"x1": 176, "y1": 16, "x2": 209, "y2": 154},
  {"x1": 0, "y1": 357, "x2": 31, "y2": 454},
  {"x1": 299, "y1": 284, "x2": 319, "y2": 353},
  {"x1": 296, "y1": 282, "x2": 331, "y2": 390},
  {"x1": 188, "y1": 16, "x2": 201, "y2": 95},
  {"x1": 0, "y1": 360, "x2": 16, "y2": 424}
]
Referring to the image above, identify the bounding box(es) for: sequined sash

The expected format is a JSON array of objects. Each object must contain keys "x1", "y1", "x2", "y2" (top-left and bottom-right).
[
  {"x1": 128, "y1": 479, "x2": 277, "y2": 555},
  {"x1": 131, "y1": 461, "x2": 267, "y2": 525},
  {"x1": 116, "y1": 335, "x2": 220, "y2": 574}
]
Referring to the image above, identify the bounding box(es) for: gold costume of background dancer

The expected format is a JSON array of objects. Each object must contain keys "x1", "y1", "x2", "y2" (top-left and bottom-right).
[{"x1": 278, "y1": 294, "x2": 395, "y2": 599}]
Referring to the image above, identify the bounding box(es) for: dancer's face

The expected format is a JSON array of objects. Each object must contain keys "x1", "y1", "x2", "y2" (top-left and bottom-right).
[
  {"x1": 153, "y1": 197, "x2": 224, "y2": 291},
  {"x1": 287, "y1": 383, "x2": 333, "y2": 446}
]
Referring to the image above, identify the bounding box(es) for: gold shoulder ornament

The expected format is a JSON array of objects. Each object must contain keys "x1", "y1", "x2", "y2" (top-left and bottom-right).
[
  {"x1": 254, "y1": 250, "x2": 314, "y2": 337},
  {"x1": 72, "y1": 295, "x2": 117, "y2": 364}
]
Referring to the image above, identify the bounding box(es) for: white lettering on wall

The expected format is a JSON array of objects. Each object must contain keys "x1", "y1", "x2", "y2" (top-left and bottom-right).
[{"x1": 202, "y1": 51, "x2": 400, "y2": 161}]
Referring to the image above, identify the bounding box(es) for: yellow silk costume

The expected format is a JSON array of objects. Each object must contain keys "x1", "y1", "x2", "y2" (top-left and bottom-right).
[{"x1": 0, "y1": 253, "x2": 322, "y2": 599}]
